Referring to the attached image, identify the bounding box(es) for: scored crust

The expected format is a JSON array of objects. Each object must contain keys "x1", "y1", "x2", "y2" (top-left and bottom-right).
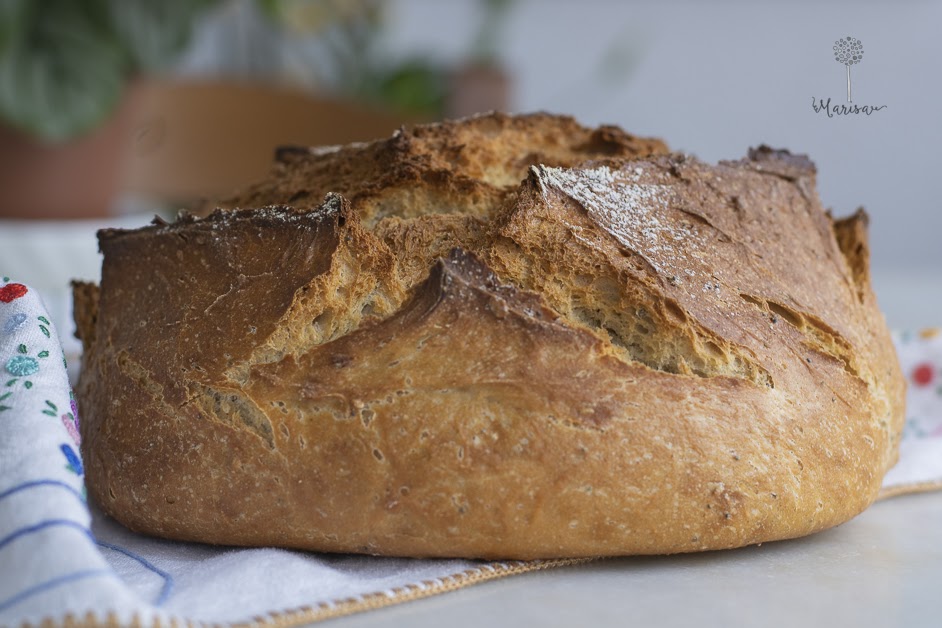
[{"x1": 74, "y1": 113, "x2": 904, "y2": 559}]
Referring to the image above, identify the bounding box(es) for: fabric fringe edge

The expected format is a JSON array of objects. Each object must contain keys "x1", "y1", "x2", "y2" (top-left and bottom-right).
[{"x1": 21, "y1": 557, "x2": 594, "y2": 628}]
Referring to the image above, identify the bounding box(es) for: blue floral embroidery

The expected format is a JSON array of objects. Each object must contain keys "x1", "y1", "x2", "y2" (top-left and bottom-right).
[
  {"x1": 61, "y1": 444, "x2": 83, "y2": 475},
  {"x1": 3, "y1": 312, "x2": 26, "y2": 334},
  {"x1": 5, "y1": 355, "x2": 39, "y2": 377}
]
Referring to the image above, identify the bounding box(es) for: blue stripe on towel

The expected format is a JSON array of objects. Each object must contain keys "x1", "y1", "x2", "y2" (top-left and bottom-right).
[
  {"x1": 0, "y1": 479, "x2": 85, "y2": 505},
  {"x1": 0, "y1": 569, "x2": 113, "y2": 613},
  {"x1": 0, "y1": 480, "x2": 175, "y2": 607},
  {"x1": 97, "y1": 541, "x2": 174, "y2": 606},
  {"x1": 0, "y1": 519, "x2": 93, "y2": 552}
]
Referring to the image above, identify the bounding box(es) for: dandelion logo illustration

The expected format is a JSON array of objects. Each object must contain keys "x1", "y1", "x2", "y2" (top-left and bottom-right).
[
  {"x1": 834, "y1": 36, "x2": 864, "y2": 102},
  {"x1": 812, "y1": 35, "x2": 884, "y2": 117}
]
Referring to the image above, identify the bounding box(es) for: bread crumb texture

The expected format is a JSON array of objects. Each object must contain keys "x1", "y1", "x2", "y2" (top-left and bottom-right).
[{"x1": 74, "y1": 112, "x2": 904, "y2": 559}]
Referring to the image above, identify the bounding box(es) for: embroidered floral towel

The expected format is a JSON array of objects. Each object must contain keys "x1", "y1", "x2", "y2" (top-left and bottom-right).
[
  {"x1": 0, "y1": 280, "x2": 150, "y2": 624},
  {"x1": 881, "y1": 329, "x2": 942, "y2": 494},
  {"x1": 1, "y1": 278, "x2": 940, "y2": 628}
]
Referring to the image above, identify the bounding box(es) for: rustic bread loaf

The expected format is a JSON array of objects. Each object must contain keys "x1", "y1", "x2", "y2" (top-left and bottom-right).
[{"x1": 73, "y1": 112, "x2": 904, "y2": 559}]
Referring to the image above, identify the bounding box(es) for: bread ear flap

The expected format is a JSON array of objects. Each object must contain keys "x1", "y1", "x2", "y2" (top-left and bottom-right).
[
  {"x1": 71, "y1": 280, "x2": 100, "y2": 355},
  {"x1": 832, "y1": 208, "x2": 871, "y2": 301}
]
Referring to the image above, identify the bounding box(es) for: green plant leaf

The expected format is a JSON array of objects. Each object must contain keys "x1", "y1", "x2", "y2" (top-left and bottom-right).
[
  {"x1": 0, "y1": 0, "x2": 29, "y2": 56},
  {"x1": 254, "y1": 0, "x2": 281, "y2": 21},
  {"x1": 106, "y1": 0, "x2": 220, "y2": 73},
  {"x1": 0, "y1": 1, "x2": 127, "y2": 141},
  {"x1": 370, "y1": 60, "x2": 446, "y2": 117}
]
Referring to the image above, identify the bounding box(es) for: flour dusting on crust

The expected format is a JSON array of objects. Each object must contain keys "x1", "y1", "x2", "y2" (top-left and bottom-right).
[{"x1": 533, "y1": 164, "x2": 699, "y2": 276}]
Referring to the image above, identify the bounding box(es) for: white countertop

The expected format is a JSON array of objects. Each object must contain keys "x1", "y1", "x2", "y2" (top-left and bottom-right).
[{"x1": 333, "y1": 491, "x2": 942, "y2": 628}]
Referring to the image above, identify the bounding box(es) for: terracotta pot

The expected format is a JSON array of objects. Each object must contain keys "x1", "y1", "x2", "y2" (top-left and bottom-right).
[
  {"x1": 123, "y1": 80, "x2": 428, "y2": 206},
  {"x1": 0, "y1": 79, "x2": 433, "y2": 217},
  {"x1": 0, "y1": 82, "x2": 143, "y2": 220},
  {"x1": 446, "y1": 63, "x2": 511, "y2": 119}
]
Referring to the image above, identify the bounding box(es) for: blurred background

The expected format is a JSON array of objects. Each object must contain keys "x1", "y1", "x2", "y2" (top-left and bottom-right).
[{"x1": 0, "y1": 0, "x2": 939, "y2": 366}]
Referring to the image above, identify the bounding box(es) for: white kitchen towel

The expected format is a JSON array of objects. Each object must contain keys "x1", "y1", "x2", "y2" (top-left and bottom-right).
[
  {"x1": 0, "y1": 280, "x2": 154, "y2": 626},
  {"x1": 0, "y1": 279, "x2": 939, "y2": 628},
  {"x1": 880, "y1": 329, "x2": 942, "y2": 496}
]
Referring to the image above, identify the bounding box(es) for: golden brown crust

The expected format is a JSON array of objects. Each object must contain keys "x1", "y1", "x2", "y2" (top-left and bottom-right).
[
  {"x1": 70, "y1": 280, "x2": 99, "y2": 354},
  {"x1": 74, "y1": 113, "x2": 904, "y2": 559},
  {"x1": 216, "y1": 111, "x2": 669, "y2": 226}
]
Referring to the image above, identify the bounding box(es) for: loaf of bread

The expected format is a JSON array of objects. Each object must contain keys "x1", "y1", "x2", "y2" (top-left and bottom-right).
[{"x1": 73, "y1": 112, "x2": 905, "y2": 559}]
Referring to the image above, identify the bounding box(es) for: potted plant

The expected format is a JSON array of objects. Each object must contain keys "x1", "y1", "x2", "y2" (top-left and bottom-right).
[
  {"x1": 257, "y1": 0, "x2": 513, "y2": 120},
  {"x1": 0, "y1": 0, "x2": 218, "y2": 219}
]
